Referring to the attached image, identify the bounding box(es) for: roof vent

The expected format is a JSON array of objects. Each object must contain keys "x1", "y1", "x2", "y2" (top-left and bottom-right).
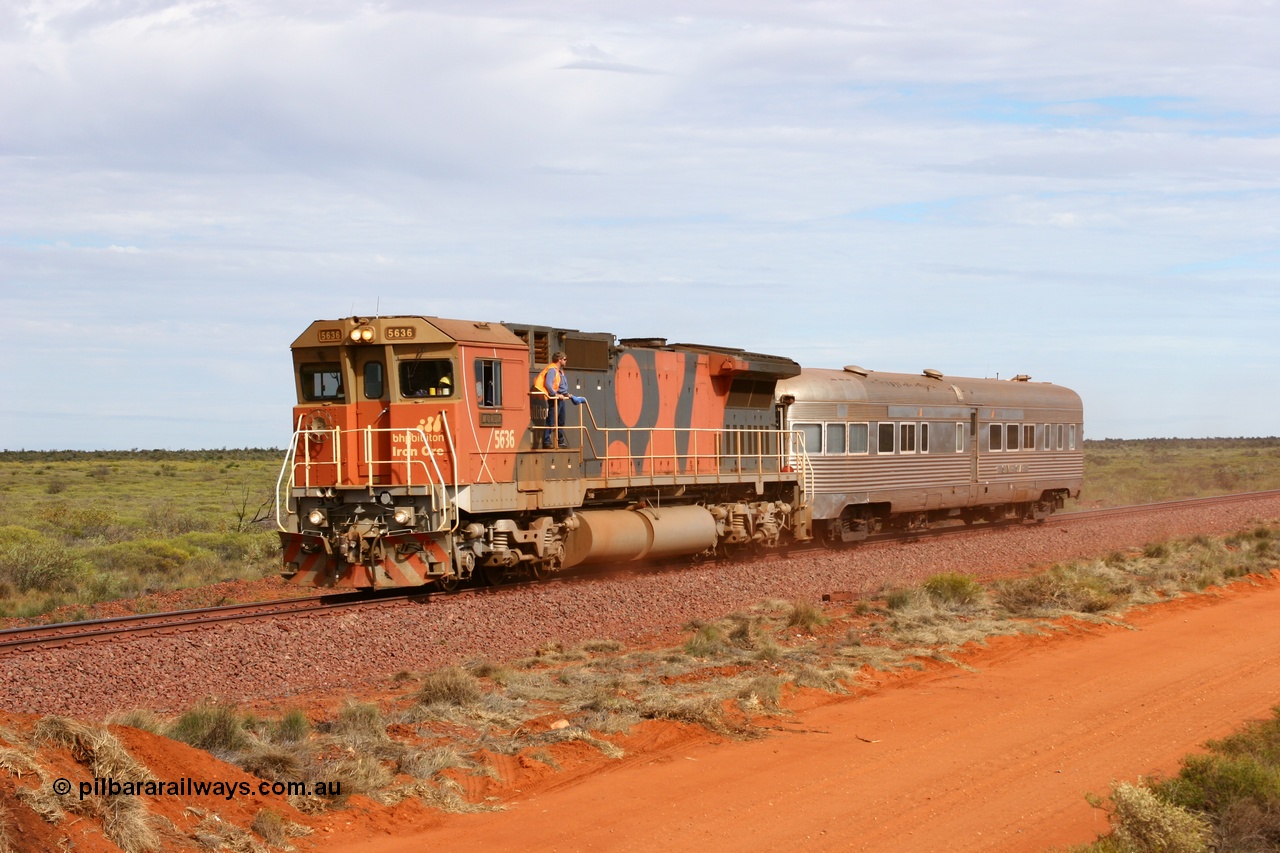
[
  {"x1": 922, "y1": 369, "x2": 943, "y2": 379},
  {"x1": 1011, "y1": 374, "x2": 1031, "y2": 382},
  {"x1": 842, "y1": 365, "x2": 869, "y2": 376}
]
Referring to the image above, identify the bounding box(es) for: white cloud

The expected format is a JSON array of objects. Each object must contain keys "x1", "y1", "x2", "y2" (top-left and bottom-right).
[{"x1": 2, "y1": 0, "x2": 1279, "y2": 447}]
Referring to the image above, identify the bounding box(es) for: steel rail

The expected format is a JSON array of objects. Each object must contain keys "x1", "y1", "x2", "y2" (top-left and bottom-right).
[{"x1": 0, "y1": 590, "x2": 414, "y2": 655}]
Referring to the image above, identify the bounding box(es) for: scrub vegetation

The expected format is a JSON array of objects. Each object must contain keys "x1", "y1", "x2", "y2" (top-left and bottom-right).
[
  {"x1": 0, "y1": 450, "x2": 281, "y2": 619},
  {"x1": 1076, "y1": 437, "x2": 1280, "y2": 508},
  {"x1": 1076, "y1": 706, "x2": 1280, "y2": 853}
]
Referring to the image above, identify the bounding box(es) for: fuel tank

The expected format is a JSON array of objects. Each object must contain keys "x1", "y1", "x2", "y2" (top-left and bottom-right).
[{"x1": 562, "y1": 505, "x2": 718, "y2": 568}]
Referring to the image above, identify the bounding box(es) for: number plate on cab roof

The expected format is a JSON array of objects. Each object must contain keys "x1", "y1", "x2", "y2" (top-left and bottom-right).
[
  {"x1": 385, "y1": 326, "x2": 416, "y2": 340},
  {"x1": 317, "y1": 329, "x2": 342, "y2": 342}
]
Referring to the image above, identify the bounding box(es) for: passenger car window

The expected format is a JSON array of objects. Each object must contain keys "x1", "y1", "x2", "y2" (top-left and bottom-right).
[
  {"x1": 989, "y1": 424, "x2": 1003, "y2": 451},
  {"x1": 878, "y1": 423, "x2": 895, "y2": 454},
  {"x1": 796, "y1": 423, "x2": 822, "y2": 454},
  {"x1": 849, "y1": 423, "x2": 869, "y2": 454},
  {"x1": 920, "y1": 423, "x2": 930, "y2": 453},
  {"x1": 900, "y1": 423, "x2": 916, "y2": 453},
  {"x1": 826, "y1": 423, "x2": 846, "y2": 454},
  {"x1": 1006, "y1": 424, "x2": 1020, "y2": 451}
]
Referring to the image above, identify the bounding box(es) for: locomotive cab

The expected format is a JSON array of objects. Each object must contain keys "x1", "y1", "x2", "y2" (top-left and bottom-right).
[{"x1": 279, "y1": 316, "x2": 531, "y2": 588}]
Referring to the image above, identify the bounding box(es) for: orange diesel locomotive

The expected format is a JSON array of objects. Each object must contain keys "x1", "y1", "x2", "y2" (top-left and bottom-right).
[
  {"x1": 276, "y1": 315, "x2": 1083, "y2": 589},
  {"x1": 277, "y1": 316, "x2": 811, "y2": 589}
]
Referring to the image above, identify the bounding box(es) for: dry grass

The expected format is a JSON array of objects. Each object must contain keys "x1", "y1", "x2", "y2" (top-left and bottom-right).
[
  {"x1": 251, "y1": 809, "x2": 311, "y2": 847},
  {"x1": 106, "y1": 709, "x2": 165, "y2": 734},
  {"x1": 15, "y1": 785, "x2": 65, "y2": 823},
  {"x1": 416, "y1": 667, "x2": 483, "y2": 707},
  {"x1": 0, "y1": 800, "x2": 14, "y2": 853},
  {"x1": 191, "y1": 812, "x2": 264, "y2": 853},
  {"x1": 28, "y1": 717, "x2": 162, "y2": 852},
  {"x1": 330, "y1": 700, "x2": 388, "y2": 743},
  {"x1": 0, "y1": 744, "x2": 43, "y2": 780},
  {"x1": 34, "y1": 716, "x2": 154, "y2": 783}
]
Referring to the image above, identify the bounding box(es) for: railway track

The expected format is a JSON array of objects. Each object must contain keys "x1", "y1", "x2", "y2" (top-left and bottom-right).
[
  {"x1": 5, "y1": 490, "x2": 1277, "y2": 656},
  {"x1": 0, "y1": 589, "x2": 426, "y2": 655}
]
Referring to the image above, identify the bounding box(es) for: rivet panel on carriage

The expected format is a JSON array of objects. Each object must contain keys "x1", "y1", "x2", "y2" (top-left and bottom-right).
[{"x1": 276, "y1": 316, "x2": 1082, "y2": 589}]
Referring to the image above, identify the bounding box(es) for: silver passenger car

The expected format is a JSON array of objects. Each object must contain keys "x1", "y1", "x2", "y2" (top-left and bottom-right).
[{"x1": 778, "y1": 366, "x2": 1083, "y2": 543}]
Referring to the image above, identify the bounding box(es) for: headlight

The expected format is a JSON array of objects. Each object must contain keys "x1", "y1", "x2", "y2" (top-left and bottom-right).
[
  {"x1": 393, "y1": 507, "x2": 414, "y2": 526},
  {"x1": 349, "y1": 326, "x2": 375, "y2": 342},
  {"x1": 307, "y1": 509, "x2": 327, "y2": 526}
]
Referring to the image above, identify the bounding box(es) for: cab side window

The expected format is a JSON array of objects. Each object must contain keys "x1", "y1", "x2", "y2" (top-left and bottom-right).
[
  {"x1": 400, "y1": 359, "x2": 454, "y2": 397},
  {"x1": 475, "y1": 359, "x2": 502, "y2": 408}
]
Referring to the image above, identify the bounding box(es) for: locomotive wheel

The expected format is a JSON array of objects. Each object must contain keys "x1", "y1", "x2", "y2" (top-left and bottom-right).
[
  {"x1": 483, "y1": 564, "x2": 506, "y2": 587},
  {"x1": 435, "y1": 573, "x2": 461, "y2": 593}
]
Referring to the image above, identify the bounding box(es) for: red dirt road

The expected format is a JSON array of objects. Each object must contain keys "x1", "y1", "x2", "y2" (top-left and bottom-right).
[{"x1": 330, "y1": 573, "x2": 1280, "y2": 853}]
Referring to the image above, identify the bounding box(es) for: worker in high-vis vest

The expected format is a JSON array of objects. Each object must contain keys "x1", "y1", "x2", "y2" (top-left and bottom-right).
[{"x1": 533, "y1": 351, "x2": 586, "y2": 448}]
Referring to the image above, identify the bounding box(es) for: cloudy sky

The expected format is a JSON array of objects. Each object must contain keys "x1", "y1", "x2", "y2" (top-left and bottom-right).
[{"x1": 2, "y1": 0, "x2": 1278, "y2": 450}]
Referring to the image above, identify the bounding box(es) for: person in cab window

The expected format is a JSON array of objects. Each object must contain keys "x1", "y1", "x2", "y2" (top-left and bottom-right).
[{"x1": 534, "y1": 351, "x2": 585, "y2": 448}]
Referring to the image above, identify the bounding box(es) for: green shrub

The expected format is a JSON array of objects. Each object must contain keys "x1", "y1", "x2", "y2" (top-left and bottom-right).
[
  {"x1": 270, "y1": 709, "x2": 311, "y2": 744},
  {"x1": 0, "y1": 535, "x2": 86, "y2": 592},
  {"x1": 177, "y1": 531, "x2": 270, "y2": 562},
  {"x1": 145, "y1": 502, "x2": 206, "y2": 536},
  {"x1": 922, "y1": 573, "x2": 984, "y2": 607},
  {"x1": 683, "y1": 623, "x2": 725, "y2": 657},
  {"x1": 993, "y1": 564, "x2": 1119, "y2": 615},
  {"x1": 166, "y1": 701, "x2": 249, "y2": 755},
  {"x1": 1107, "y1": 781, "x2": 1211, "y2": 853},
  {"x1": 84, "y1": 539, "x2": 196, "y2": 577},
  {"x1": 785, "y1": 600, "x2": 829, "y2": 631},
  {"x1": 332, "y1": 701, "x2": 388, "y2": 742},
  {"x1": 884, "y1": 588, "x2": 916, "y2": 610}
]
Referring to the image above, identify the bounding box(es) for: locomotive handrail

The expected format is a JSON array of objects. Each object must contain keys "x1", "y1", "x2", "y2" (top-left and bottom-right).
[
  {"x1": 544, "y1": 403, "x2": 811, "y2": 499},
  {"x1": 277, "y1": 417, "x2": 344, "y2": 530},
  {"x1": 278, "y1": 419, "x2": 460, "y2": 533},
  {"x1": 356, "y1": 422, "x2": 459, "y2": 533}
]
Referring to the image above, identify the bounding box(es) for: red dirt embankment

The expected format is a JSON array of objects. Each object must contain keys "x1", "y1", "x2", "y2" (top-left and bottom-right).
[{"x1": 328, "y1": 572, "x2": 1280, "y2": 853}]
